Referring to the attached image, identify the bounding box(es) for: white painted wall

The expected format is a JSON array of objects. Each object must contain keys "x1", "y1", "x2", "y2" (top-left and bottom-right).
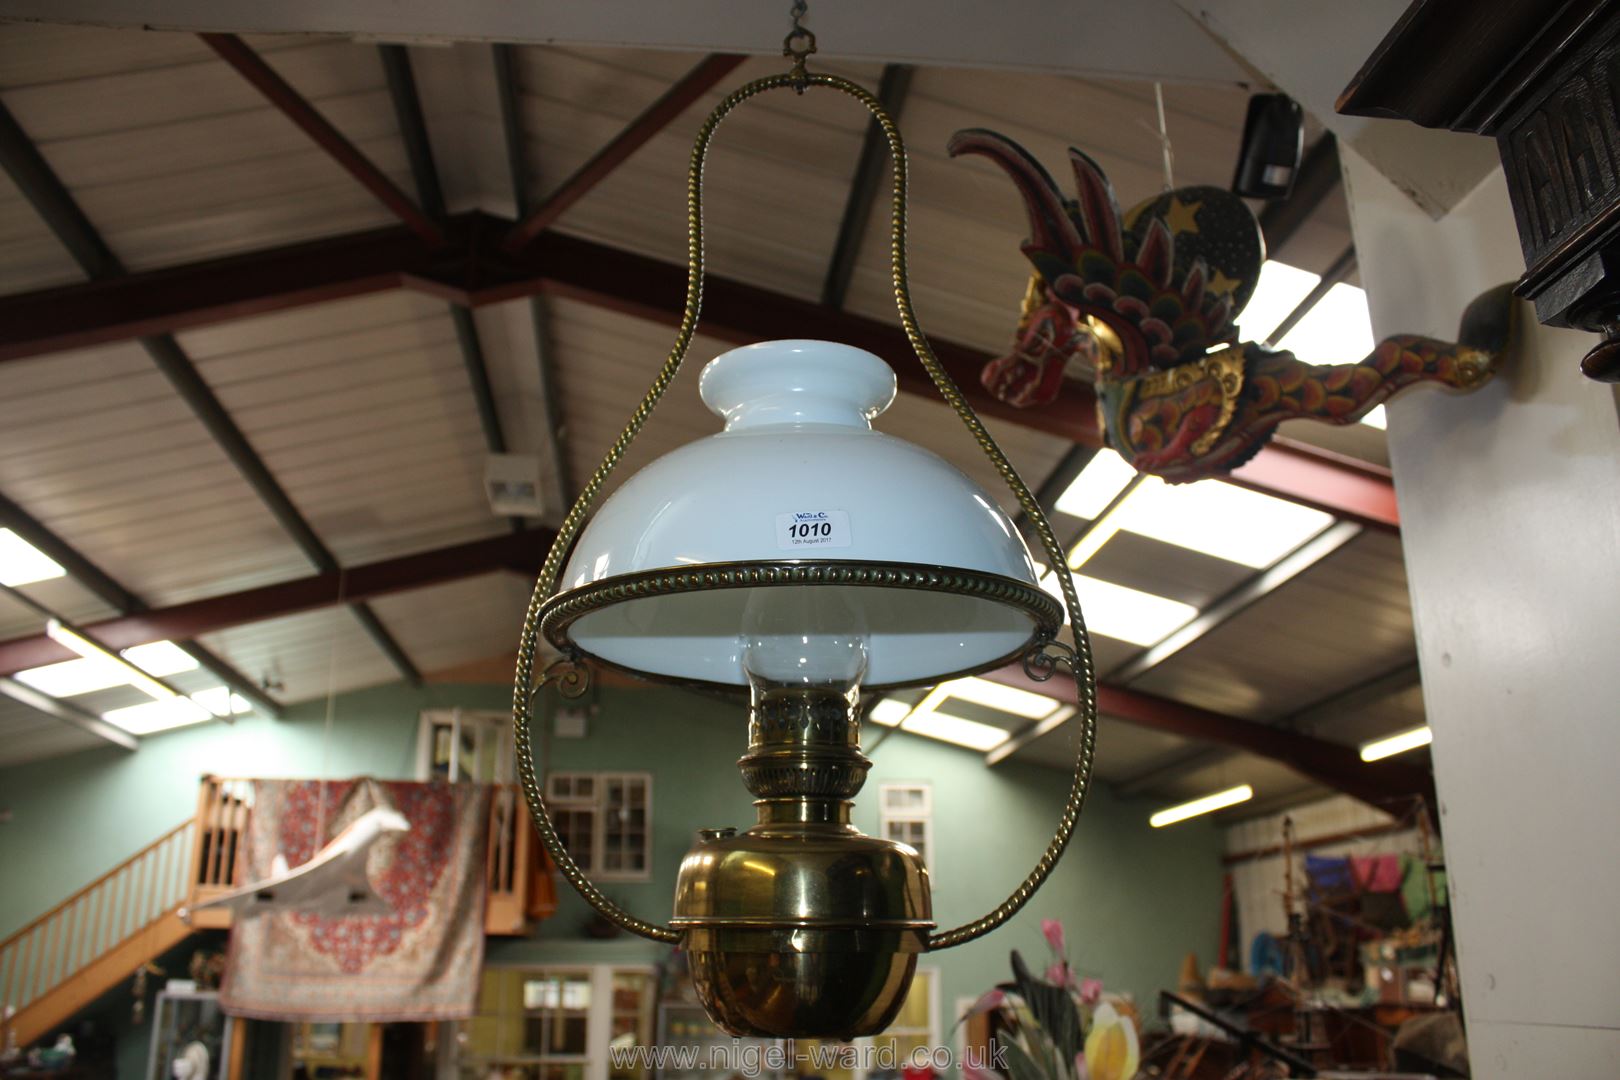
[
  {"x1": 1342, "y1": 147, "x2": 1620, "y2": 1077},
  {"x1": 1179, "y1": 0, "x2": 1500, "y2": 216}
]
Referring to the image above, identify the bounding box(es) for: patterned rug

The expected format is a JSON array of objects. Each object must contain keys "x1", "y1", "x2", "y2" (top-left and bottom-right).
[{"x1": 220, "y1": 778, "x2": 490, "y2": 1021}]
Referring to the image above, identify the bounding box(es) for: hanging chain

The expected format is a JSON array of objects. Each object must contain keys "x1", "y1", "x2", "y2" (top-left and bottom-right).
[
  {"x1": 783, "y1": 0, "x2": 817, "y2": 91},
  {"x1": 513, "y1": 54, "x2": 1099, "y2": 951}
]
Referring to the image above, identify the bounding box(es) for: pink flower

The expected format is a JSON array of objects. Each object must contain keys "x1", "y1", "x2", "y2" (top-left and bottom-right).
[
  {"x1": 1045, "y1": 960, "x2": 1076, "y2": 990},
  {"x1": 1079, "y1": 977, "x2": 1103, "y2": 1006},
  {"x1": 961, "y1": 988, "x2": 1005, "y2": 1022},
  {"x1": 1073, "y1": 1051, "x2": 1090, "y2": 1080},
  {"x1": 1041, "y1": 918, "x2": 1067, "y2": 956}
]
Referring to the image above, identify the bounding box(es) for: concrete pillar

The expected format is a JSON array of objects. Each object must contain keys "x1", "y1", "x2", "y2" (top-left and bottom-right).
[{"x1": 1342, "y1": 148, "x2": 1620, "y2": 1075}]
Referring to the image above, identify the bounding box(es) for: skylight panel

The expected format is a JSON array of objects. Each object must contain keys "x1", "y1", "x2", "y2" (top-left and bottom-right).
[
  {"x1": 1064, "y1": 574, "x2": 1198, "y2": 646},
  {"x1": 869, "y1": 698, "x2": 912, "y2": 726},
  {"x1": 1239, "y1": 260, "x2": 1321, "y2": 343},
  {"x1": 0, "y1": 529, "x2": 66, "y2": 587},
  {"x1": 900, "y1": 710, "x2": 1010, "y2": 751},
  {"x1": 1112, "y1": 478, "x2": 1334, "y2": 569},
  {"x1": 14, "y1": 638, "x2": 200, "y2": 698},
  {"x1": 102, "y1": 687, "x2": 250, "y2": 735},
  {"x1": 1054, "y1": 449, "x2": 1136, "y2": 520},
  {"x1": 102, "y1": 696, "x2": 213, "y2": 735},
  {"x1": 1275, "y1": 281, "x2": 1375, "y2": 365},
  {"x1": 938, "y1": 676, "x2": 1061, "y2": 720}
]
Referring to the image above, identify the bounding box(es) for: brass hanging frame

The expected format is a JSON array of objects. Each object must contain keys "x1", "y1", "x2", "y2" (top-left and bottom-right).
[{"x1": 513, "y1": 65, "x2": 1100, "y2": 952}]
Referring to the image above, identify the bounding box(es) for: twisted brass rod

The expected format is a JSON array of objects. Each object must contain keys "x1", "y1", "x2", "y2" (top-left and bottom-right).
[{"x1": 512, "y1": 69, "x2": 1099, "y2": 950}]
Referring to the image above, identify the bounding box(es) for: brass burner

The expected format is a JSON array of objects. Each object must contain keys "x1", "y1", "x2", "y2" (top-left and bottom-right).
[{"x1": 672, "y1": 686, "x2": 932, "y2": 1038}]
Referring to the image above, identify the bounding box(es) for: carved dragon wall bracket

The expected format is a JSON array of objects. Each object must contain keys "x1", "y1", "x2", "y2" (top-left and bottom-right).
[{"x1": 953, "y1": 129, "x2": 1516, "y2": 483}]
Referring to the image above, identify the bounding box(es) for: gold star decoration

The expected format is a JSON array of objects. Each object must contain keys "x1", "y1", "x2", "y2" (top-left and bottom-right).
[
  {"x1": 1163, "y1": 195, "x2": 1201, "y2": 236},
  {"x1": 1207, "y1": 269, "x2": 1241, "y2": 298}
]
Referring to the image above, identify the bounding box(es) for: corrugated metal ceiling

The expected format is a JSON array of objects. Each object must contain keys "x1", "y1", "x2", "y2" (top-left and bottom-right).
[{"x1": 0, "y1": 21, "x2": 1421, "y2": 821}]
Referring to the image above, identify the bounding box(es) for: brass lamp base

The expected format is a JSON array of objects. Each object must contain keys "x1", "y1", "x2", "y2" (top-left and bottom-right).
[{"x1": 672, "y1": 687, "x2": 933, "y2": 1038}]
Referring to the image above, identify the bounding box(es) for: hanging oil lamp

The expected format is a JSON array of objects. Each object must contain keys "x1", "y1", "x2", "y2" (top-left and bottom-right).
[{"x1": 513, "y1": 6, "x2": 1099, "y2": 1040}]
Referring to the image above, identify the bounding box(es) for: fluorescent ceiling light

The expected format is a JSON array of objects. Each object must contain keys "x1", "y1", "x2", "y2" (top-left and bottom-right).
[
  {"x1": 1043, "y1": 573, "x2": 1196, "y2": 646},
  {"x1": 1275, "y1": 282, "x2": 1374, "y2": 365},
  {"x1": 900, "y1": 710, "x2": 1010, "y2": 752},
  {"x1": 46, "y1": 621, "x2": 177, "y2": 702},
  {"x1": 1361, "y1": 404, "x2": 1388, "y2": 430},
  {"x1": 1054, "y1": 449, "x2": 1136, "y2": 520},
  {"x1": 1360, "y1": 725, "x2": 1432, "y2": 762},
  {"x1": 1239, "y1": 261, "x2": 1322, "y2": 343},
  {"x1": 0, "y1": 528, "x2": 66, "y2": 587},
  {"x1": 1149, "y1": 784, "x2": 1254, "y2": 827},
  {"x1": 1110, "y1": 477, "x2": 1334, "y2": 569},
  {"x1": 15, "y1": 638, "x2": 197, "y2": 698},
  {"x1": 870, "y1": 698, "x2": 912, "y2": 726}
]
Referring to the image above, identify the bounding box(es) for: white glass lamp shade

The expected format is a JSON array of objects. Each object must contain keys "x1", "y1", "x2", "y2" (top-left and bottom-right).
[{"x1": 550, "y1": 340, "x2": 1054, "y2": 688}]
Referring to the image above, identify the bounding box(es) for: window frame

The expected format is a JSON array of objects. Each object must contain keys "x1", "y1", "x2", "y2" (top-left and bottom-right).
[
  {"x1": 546, "y1": 770, "x2": 654, "y2": 883},
  {"x1": 878, "y1": 782, "x2": 935, "y2": 880},
  {"x1": 415, "y1": 707, "x2": 514, "y2": 784},
  {"x1": 850, "y1": 966, "x2": 941, "y2": 1080},
  {"x1": 460, "y1": 963, "x2": 658, "y2": 1080}
]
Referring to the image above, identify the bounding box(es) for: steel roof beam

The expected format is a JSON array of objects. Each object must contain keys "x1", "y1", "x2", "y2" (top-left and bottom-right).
[
  {"x1": 494, "y1": 43, "x2": 574, "y2": 510},
  {"x1": 0, "y1": 212, "x2": 1398, "y2": 529},
  {"x1": 981, "y1": 663, "x2": 1435, "y2": 811},
  {"x1": 379, "y1": 43, "x2": 520, "y2": 537},
  {"x1": 0, "y1": 99, "x2": 421, "y2": 687},
  {"x1": 200, "y1": 33, "x2": 446, "y2": 247},
  {"x1": 378, "y1": 44, "x2": 446, "y2": 219},
  {"x1": 0, "y1": 529, "x2": 554, "y2": 676},
  {"x1": 822, "y1": 64, "x2": 913, "y2": 309},
  {"x1": 500, "y1": 52, "x2": 746, "y2": 253},
  {"x1": 1113, "y1": 658, "x2": 1426, "y2": 797},
  {"x1": 0, "y1": 677, "x2": 138, "y2": 753},
  {"x1": 1106, "y1": 520, "x2": 1364, "y2": 684}
]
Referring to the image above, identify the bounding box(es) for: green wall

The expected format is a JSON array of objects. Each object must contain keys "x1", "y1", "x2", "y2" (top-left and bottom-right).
[{"x1": 0, "y1": 678, "x2": 1222, "y2": 1044}]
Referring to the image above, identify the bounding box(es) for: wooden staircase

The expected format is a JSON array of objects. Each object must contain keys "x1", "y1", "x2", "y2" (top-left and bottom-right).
[
  {"x1": 0, "y1": 820, "x2": 197, "y2": 1050},
  {"x1": 1, "y1": 776, "x2": 537, "y2": 1052}
]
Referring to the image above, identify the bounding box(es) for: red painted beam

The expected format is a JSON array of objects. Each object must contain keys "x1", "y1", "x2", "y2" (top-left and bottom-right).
[
  {"x1": 0, "y1": 529, "x2": 554, "y2": 676},
  {"x1": 0, "y1": 214, "x2": 1390, "y2": 526},
  {"x1": 501, "y1": 53, "x2": 747, "y2": 253},
  {"x1": 200, "y1": 33, "x2": 447, "y2": 248},
  {"x1": 1232, "y1": 438, "x2": 1400, "y2": 531},
  {"x1": 983, "y1": 663, "x2": 1434, "y2": 810},
  {"x1": 0, "y1": 222, "x2": 442, "y2": 361},
  {"x1": 518, "y1": 229, "x2": 1107, "y2": 445}
]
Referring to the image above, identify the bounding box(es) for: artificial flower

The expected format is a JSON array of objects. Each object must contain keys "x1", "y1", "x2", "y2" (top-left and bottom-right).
[
  {"x1": 1083, "y1": 1002, "x2": 1139, "y2": 1080},
  {"x1": 1041, "y1": 917, "x2": 1067, "y2": 956},
  {"x1": 959, "y1": 988, "x2": 1006, "y2": 1023}
]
